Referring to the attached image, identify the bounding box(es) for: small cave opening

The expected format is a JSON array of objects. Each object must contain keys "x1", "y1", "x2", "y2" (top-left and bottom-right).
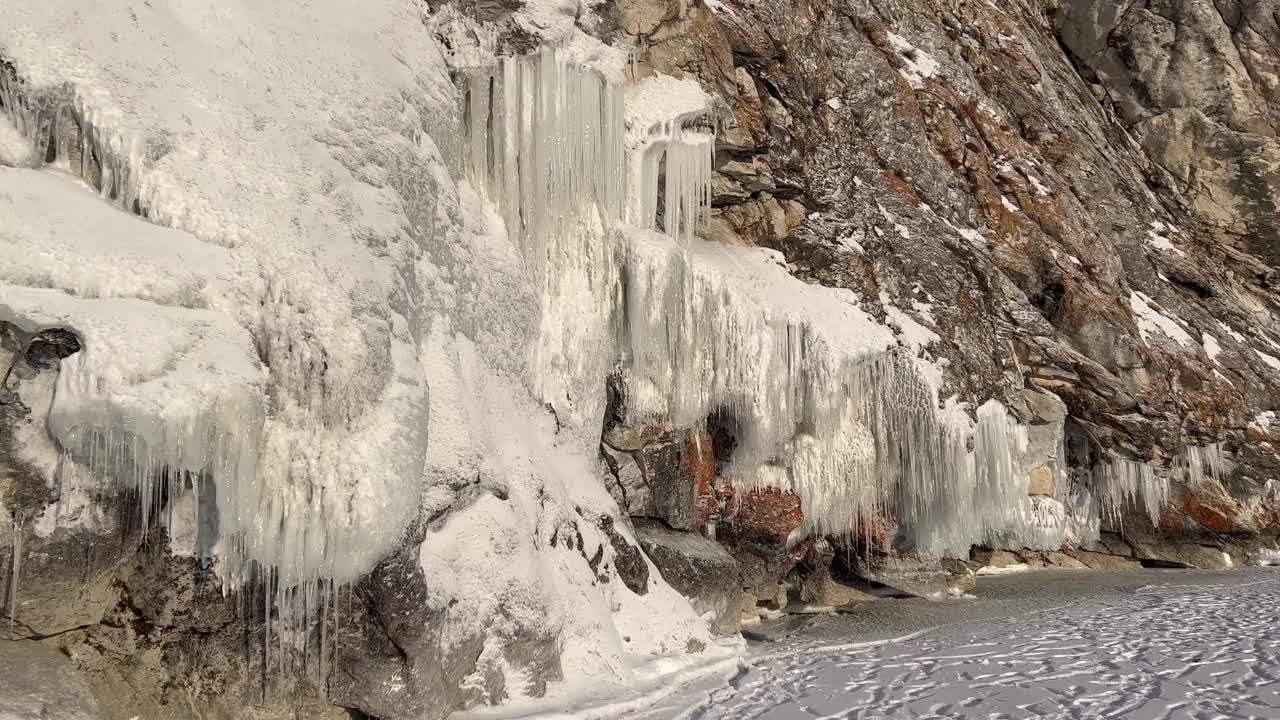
[
  {"x1": 1139, "y1": 558, "x2": 1192, "y2": 569},
  {"x1": 1032, "y1": 279, "x2": 1067, "y2": 324},
  {"x1": 601, "y1": 372, "x2": 627, "y2": 441},
  {"x1": 1063, "y1": 415, "x2": 1101, "y2": 482},
  {"x1": 704, "y1": 407, "x2": 739, "y2": 471},
  {"x1": 653, "y1": 148, "x2": 669, "y2": 235}
]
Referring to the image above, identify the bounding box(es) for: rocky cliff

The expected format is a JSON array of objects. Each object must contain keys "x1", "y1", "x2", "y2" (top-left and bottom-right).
[{"x1": 1, "y1": 1, "x2": 1278, "y2": 719}]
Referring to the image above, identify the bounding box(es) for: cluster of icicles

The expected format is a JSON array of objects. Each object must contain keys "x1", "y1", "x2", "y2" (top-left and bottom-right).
[
  {"x1": 5, "y1": 48, "x2": 1238, "y2": 657},
  {"x1": 1, "y1": 66, "x2": 147, "y2": 214},
  {"x1": 1, "y1": 64, "x2": 349, "y2": 684},
  {"x1": 1096, "y1": 443, "x2": 1227, "y2": 525},
  {"x1": 458, "y1": 51, "x2": 1100, "y2": 558}
]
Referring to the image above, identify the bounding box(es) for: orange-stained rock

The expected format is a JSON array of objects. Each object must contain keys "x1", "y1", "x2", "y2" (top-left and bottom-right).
[
  {"x1": 1177, "y1": 480, "x2": 1253, "y2": 534},
  {"x1": 684, "y1": 430, "x2": 718, "y2": 529},
  {"x1": 726, "y1": 487, "x2": 804, "y2": 545}
]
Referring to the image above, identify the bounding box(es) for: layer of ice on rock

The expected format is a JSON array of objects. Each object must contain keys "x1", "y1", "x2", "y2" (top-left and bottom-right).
[
  {"x1": 458, "y1": 51, "x2": 625, "y2": 437},
  {"x1": 624, "y1": 75, "x2": 714, "y2": 244},
  {"x1": 0, "y1": 168, "x2": 235, "y2": 308},
  {"x1": 0, "y1": 286, "x2": 263, "y2": 542},
  {"x1": 1180, "y1": 443, "x2": 1227, "y2": 488},
  {"x1": 619, "y1": 228, "x2": 1061, "y2": 556},
  {"x1": 1, "y1": 0, "x2": 451, "y2": 588},
  {"x1": 0, "y1": 112, "x2": 31, "y2": 167},
  {"x1": 430, "y1": 51, "x2": 736, "y2": 701},
  {"x1": 419, "y1": 325, "x2": 723, "y2": 699}
]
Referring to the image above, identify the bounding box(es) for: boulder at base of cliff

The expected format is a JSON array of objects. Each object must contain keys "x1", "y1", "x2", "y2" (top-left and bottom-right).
[{"x1": 634, "y1": 521, "x2": 742, "y2": 636}]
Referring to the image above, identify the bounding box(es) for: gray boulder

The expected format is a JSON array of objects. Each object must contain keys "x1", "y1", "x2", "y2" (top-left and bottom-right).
[{"x1": 634, "y1": 521, "x2": 742, "y2": 636}]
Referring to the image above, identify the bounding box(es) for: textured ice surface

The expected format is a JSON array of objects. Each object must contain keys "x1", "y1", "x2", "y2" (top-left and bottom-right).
[
  {"x1": 0, "y1": 168, "x2": 236, "y2": 307},
  {"x1": 0, "y1": 112, "x2": 32, "y2": 167},
  {"x1": 1097, "y1": 455, "x2": 1168, "y2": 525},
  {"x1": 0, "y1": 0, "x2": 453, "y2": 586},
  {"x1": 620, "y1": 230, "x2": 1055, "y2": 555},
  {"x1": 638, "y1": 569, "x2": 1280, "y2": 719}
]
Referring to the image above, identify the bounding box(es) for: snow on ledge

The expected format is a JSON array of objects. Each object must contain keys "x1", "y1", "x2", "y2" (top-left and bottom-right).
[
  {"x1": 1129, "y1": 290, "x2": 1194, "y2": 348},
  {"x1": 976, "y1": 563, "x2": 1031, "y2": 576}
]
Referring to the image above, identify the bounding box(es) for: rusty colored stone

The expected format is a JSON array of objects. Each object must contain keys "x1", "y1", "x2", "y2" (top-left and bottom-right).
[
  {"x1": 1181, "y1": 489, "x2": 1245, "y2": 534},
  {"x1": 726, "y1": 487, "x2": 804, "y2": 545},
  {"x1": 684, "y1": 430, "x2": 718, "y2": 528}
]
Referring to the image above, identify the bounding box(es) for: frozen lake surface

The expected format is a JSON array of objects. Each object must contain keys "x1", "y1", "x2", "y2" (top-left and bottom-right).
[{"x1": 638, "y1": 568, "x2": 1280, "y2": 720}]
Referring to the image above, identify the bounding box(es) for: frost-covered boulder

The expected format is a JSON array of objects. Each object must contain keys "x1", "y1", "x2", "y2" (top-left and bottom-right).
[{"x1": 635, "y1": 522, "x2": 743, "y2": 637}]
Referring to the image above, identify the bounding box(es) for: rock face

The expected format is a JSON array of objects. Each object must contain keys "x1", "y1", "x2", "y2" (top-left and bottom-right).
[
  {"x1": 611, "y1": 0, "x2": 1280, "y2": 555},
  {"x1": 1058, "y1": 0, "x2": 1280, "y2": 266},
  {"x1": 0, "y1": 640, "x2": 101, "y2": 720}
]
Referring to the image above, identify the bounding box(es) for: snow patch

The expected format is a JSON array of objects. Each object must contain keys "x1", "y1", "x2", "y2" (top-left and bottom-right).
[
  {"x1": 1203, "y1": 333, "x2": 1222, "y2": 364},
  {"x1": 1217, "y1": 321, "x2": 1248, "y2": 344},
  {"x1": 1146, "y1": 222, "x2": 1186, "y2": 257},
  {"x1": 1129, "y1": 291, "x2": 1194, "y2": 348},
  {"x1": 886, "y1": 32, "x2": 941, "y2": 90}
]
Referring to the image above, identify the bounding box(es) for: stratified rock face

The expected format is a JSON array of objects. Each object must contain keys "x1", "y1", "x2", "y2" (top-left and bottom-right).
[
  {"x1": 1058, "y1": 0, "x2": 1280, "y2": 266},
  {"x1": 611, "y1": 0, "x2": 1280, "y2": 543}
]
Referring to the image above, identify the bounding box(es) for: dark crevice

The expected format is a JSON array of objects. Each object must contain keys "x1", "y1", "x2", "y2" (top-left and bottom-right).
[{"x1": 1138, "y1": 558, "x2": 1192, "y2": 569}]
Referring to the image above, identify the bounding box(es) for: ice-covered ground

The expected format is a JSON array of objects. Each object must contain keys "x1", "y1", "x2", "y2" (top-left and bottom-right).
[{"x1": 628, "y1": 569, "x2": 1280, "y2": 720}]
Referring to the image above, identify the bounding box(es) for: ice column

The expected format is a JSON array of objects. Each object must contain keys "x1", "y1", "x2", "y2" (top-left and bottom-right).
[
  {"x1": 460, "y1": 50, "x2": 626, "y2": 434},
  {"x1": 619, "y1": 230, "x2": 1041, "y2": 557},
  {"x1": 628, "y1": 129, "x2": 713, "y2": 243},
  {"x1": 1180, "y1": 443, "x2": 1226, "y2": 487},
  {"x1": 1097, "y1": 455, "x2": 1168, "y2": 524}
]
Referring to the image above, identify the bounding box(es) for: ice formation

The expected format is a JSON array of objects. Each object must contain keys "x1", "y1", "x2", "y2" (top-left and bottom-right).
[
  {"x1": 458, "y1": 51, "x2": 624, "y2": 435},
  {"x1": 0, "y1": 0, "x2": 449, "y2": 593},
  {"x1": 1, "y1": 14, "x2": 732, "y2": 703},
  {"x1": 1180, "y1": 443, "x2": 1227, "y2": 487},
  {"x1": 0, "y1": 0, "x2": 1134, "y2": 706},
  {"x1": 623, "y1": 74, "x2": 715, "y2": 243},
  {"x1": 457, "y1": 50, "x2": 1082, "y2": 560},
  {"x1": 1097, "y1": 455, "x2": 1168, "y2": 525}
]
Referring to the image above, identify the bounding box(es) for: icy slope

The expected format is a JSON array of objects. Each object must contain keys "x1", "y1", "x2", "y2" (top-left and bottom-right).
[
  {"x1": 1, "y1": 0, "x2": 450, "y2": 584},
  {"x1": 0, "y1": 0, "x2": 726, "y2": 705}
]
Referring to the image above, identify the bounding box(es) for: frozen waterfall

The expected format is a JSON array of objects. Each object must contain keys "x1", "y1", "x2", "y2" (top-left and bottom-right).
[{"x1": 459, "y1": 50, "x2": 1077, "y2": 559}]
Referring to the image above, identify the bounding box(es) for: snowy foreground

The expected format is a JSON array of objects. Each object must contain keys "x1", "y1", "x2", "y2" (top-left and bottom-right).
[{"x1": 623, "y1": 569, "x2": 1280, "y2": 720}]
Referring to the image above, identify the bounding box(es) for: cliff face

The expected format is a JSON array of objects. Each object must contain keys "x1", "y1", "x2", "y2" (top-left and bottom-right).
[
  {"x1": 604, "y1": 0, "x2": 1280, "y2": 530},
  {"x1": 1, "y1": 1, "x2": 1279, "y2": 719}
]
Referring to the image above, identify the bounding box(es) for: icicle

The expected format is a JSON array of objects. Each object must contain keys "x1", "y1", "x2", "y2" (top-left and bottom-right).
[
  {"x1": 320, "y1": 578, "x2": 330, "y2": 699},
  {"x1": 1181, "y1": 442, "x2": 1226, "y2": 487},
  {"x1": 1097, "y1": 455, "x2": 1167, "y2": 525},
  {"x1": 262, "y1": 567, "x2": 271, "y2": 703},
  {"x1": 7, "y1": 516, "x2": 20, "y2": 632},
  {"x1": 458, "y1": 49, "x2": 626, "y2": 435}
]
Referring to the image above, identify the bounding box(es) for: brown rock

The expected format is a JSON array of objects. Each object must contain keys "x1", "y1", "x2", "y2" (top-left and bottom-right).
[
  {"x1": 1044, "y1": 552, "x2": 1088, "y2": 569},
  {"x1": 726, "y1": 487, "x2": 803, "y2": 545},
  {"x1": 1027, "y1": 466, "x2": 1054, "y2": 497}
]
